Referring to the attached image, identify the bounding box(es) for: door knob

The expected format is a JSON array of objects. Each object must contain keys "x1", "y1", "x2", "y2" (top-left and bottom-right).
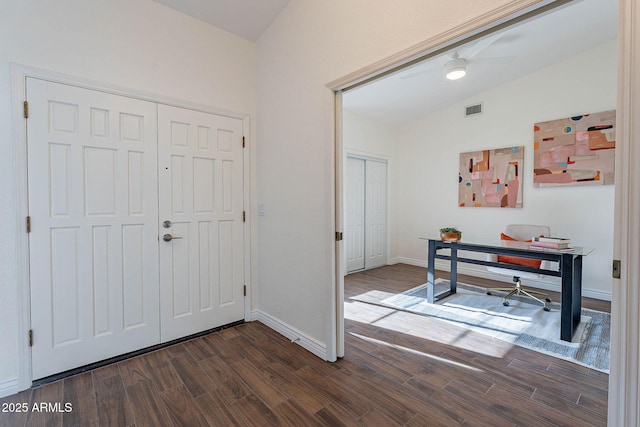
[{"x1": 163, "y1": 234, "x2": 182, "y2": 242}]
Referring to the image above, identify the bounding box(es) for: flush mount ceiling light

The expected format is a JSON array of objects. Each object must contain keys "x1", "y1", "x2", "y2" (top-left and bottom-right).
[{"x1": 445, "y1": 53, "x2": 467, "y2": 80}]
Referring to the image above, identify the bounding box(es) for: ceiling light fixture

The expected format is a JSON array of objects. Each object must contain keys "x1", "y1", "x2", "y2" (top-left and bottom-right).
[{"x1": 445, "y1": 55, "x2": 467, "y2": 80}]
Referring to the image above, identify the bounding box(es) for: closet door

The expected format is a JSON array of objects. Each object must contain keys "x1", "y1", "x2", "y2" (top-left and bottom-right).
[
  {"x1": 346, "y1": 157, "x2": 365, "y2": 272},
  {"x1": 27, "y1": 78, "x2": 160, "y2": 380},
  {"x1": 346, "y1": 157, "x2": 387, "y2": 273},
  {"x1": 365, "y1": 160, "x2": 387, "y2": 269},
  {"x1": 157, "y1": 105, "x2": 245, "y2": 341}
]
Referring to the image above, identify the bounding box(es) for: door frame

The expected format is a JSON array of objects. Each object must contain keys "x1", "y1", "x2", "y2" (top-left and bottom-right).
[
  {"x1": 11, "y1": 64, "x2": 254, "y2": 390},
  {"x1": 329, "y1": 0, "x2": 637, "y2": 423}
]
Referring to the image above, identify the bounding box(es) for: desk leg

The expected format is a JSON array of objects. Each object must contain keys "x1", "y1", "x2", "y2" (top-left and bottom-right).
[
  {"x1": 560, "y1": 254, "x2": 574, "y2": 342},
  {"x1": 450, "y1": 246, "x2": 458, "y2": 295},
  {"x1": 572, "y1": 255, "x2": 583, "y2": 332},
  {"x1": 427, "y1": 240, "x2": 436, "y2": 303}
]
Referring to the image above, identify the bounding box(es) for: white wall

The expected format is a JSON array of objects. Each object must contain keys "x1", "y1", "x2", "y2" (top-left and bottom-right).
[
  {"x1": 343, "y1": 110, "x2": 400, "y2": 267},
  {"x1": 256, "y1": 0, "x2": 515, "y2": 357},
  {"x1": 397, "y1": 41, "x2": 616, "y2": 299},
  {"x1": 0, "y1": 0, "x2": 256, "y2": 395}
]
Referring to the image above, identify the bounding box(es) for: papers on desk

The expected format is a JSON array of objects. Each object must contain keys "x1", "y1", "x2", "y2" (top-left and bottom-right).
[
  {"x1": 528, "y1": 244, "x2": 574, "y2": 252},
  {"x1": 533, "y1": 236, "x2": 571, "y2": 244},
  {"x1": 531, "y1": 236, "x2": 571, "y2": 250}
]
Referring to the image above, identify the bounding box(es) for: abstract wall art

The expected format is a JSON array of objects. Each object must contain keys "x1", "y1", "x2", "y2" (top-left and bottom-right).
[
  {"x1": 533, "y1": 110, "x2": 615, "y2": 187},
  {"x1": 458, "y1": 146, "x2": 524, "y2": 208}
]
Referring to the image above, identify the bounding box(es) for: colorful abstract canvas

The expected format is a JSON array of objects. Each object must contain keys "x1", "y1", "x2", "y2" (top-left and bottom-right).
[
  {"x1": 533, "y1": 110, "x2": 615, "y2": 187},
  {"x1": 458, "y1": 146, "x2": 524, "y2": 208}
]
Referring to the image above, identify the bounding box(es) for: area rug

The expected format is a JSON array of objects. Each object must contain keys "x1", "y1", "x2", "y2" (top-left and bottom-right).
[{"x1": 354, "y1": 279, "x2": 610, "y2": 372}]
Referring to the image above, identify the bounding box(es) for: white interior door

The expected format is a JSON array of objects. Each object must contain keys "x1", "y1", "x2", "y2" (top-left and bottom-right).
[
  {"x1": 158, "y1": 105, "x2": 245, "y2": 342},
  {"x1": 27, "y1": 78, "x2": 160, "y2": 380},
  {"x1": 346, "y1": 157, "x2": 365, "y2": 272},
  {"x1": 365, "y1": 160, "x2": 387, "y2": 269},
  {"x1": 345, "y1": 157, "x2": 387, "y2": 273}
]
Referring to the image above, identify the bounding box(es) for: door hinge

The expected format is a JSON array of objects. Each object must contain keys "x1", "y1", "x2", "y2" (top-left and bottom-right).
[
  {"x1": 29, "y1": 330, "x2": 33, "y2": 347},
  {"x1": 243, "y1": 285, "x2": 247, "y2": 297},
  {"x1": 26, "y1": 216, "x2": 31, "y2": 233},
  {"x1": 243, "y1": 211, "x2": 246, "y2": 222},
  {"x1": 613, "y1": 259, "x2": 621, "y2": 279},
  {"x1": 242, "y1": 136, "x2": 245, "y2": 148},
  {"x1": 23, "y1": 101, "x2": 29, "y2": 119},
  {"x1": 335, "y1": 231, "x2": 343, "y2": 241}
]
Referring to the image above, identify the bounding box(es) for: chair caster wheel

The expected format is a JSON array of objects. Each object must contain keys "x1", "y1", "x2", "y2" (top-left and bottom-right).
[
  {"x1": 543, "y1": 306, "x2": 550, "y2": 312},
  {"x1": 545, "y1": 298, "x2": 551, "y2": 303},
  {"x1": 503, "y1": 301, "x2": 510, "y2": 307}
]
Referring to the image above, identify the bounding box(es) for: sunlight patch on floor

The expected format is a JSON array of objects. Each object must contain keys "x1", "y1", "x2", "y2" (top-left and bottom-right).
[
  {"x1": 344, "y1": 299, "x2": 514, "y2": 358},
  {"x1": 349, "y1": 331, "x2": 484, "y2": 372}
]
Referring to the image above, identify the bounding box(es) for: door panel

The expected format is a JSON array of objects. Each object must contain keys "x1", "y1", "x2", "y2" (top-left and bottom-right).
[
  {"x1": 346, "y1": 157, "x2": 365, "y2": 272},
  {"x1": 365, "y1": 160, "x2": 387, "y2": 269},
  {"x1": 27, "y1": 78, "x2": 160, "y2": 379},
  {"x1": 158, "y1": 105, "x2": 245, "y2": 341}
]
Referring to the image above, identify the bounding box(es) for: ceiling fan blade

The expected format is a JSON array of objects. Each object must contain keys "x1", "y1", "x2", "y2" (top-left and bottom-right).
[
  {"x1": 464, "y1": 32, "x2": 506, "y2": 59},
  {"x1": 398, "y1": 61, "x2": 444, "y2": 80},
  {"x1": 399, "y1": 68, "x2": 436, "y2": 80},
  {"x1": 469, "y1": 56, "x2": 515, "y2": 65}
]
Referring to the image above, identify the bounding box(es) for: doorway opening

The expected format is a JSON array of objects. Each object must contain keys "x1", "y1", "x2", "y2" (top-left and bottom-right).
[{"x1": 334, "y1": 0, "x2": 617, "y2": 401}]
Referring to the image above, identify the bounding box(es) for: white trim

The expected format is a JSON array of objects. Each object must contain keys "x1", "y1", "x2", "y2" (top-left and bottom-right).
[
  {"x1": 609, "y1": 0, "x2": 640, "y2": 424},
  {"x1": 0, "y1": 378, "x2": 20, "y2": 399},
  {"x1": 243, "y1": 117, "x2": 253, "y2": 322},
  {"x1": 250, "y1": 311, "x2": 328, "y2": 361},
  {"x1": 334, "y1": 91, "x2": 345, "y2": 358},
  {"x1": 345, "y1": 151, "x2": 390, "y2": 164},
  {"x1": 11, "y1": 65, "x2": 33, "y2": 394},
  {"x1": 326, "y1": 87, "x2": 338, "y2": 363},
  {"x1": 389, "y1": 256, "x2": 426, "y2": 268},
  {"x1": 11, "y1": 63, "x2": 254, "y2": 392},
  {"x1": 12, "y1": 64, "x2": 248, "y2": 121}
]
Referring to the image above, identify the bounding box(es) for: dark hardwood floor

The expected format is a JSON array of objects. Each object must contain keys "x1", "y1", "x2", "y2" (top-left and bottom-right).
[{"x1": 0, "y1": 264, "x2": 609, "y2": 426}]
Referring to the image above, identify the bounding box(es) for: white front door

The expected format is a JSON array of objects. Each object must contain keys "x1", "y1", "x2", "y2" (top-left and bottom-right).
[
  {"x1": 27, "y1": 78, "x2": 160, "y2": 379},
  {"x1": 27, "y1": 80, "x2": 246, "y2": 380},
  {"x1": 157, "y1": 105, "x2": 245, "y2": 341}
]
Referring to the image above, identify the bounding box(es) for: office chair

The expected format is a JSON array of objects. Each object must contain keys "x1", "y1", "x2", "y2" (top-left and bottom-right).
[{"x1": 486, "y1": 224, "x2": 552, "y2": 311}]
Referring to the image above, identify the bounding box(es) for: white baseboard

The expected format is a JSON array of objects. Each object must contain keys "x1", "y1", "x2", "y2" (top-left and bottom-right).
[
  {"x1": 388, "y1": 257, "x2": 611, "y2": 301},
  {"x1": 250, "y1": 310, "x2": 328, "y2": 361},
  {"x1": 389, "y1": 257, "x2": 426, "y2": 267},
  {"x1": 0, "y1": 377, "x2": 19, "y2": 399}
]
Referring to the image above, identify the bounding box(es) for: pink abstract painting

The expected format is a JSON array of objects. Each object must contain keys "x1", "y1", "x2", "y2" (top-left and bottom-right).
[
  {"x1": 459, "y1": 146, "x2": 524, "y2": 208},
  {"x1": 533, "y1": 110, "x2": 615, "y2": 187}
]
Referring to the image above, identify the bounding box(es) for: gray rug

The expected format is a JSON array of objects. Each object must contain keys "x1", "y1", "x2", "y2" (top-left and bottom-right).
[{"x1": 355, "y1": 279, "x2": 610, "y2": 372}]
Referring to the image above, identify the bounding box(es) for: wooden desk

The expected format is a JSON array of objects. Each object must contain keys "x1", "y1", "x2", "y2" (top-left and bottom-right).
[{"x1": 422, "y1": 238, "x2": 593, "y2": 342}]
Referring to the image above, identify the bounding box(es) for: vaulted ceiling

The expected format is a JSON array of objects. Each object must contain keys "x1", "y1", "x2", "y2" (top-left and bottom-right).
[
  {"x1": 343, "y1": 0, "x2": 617, "y2": 126},
  {"x1": 152, "y1": 0, "x2": 617, "y2": 127},
  {"x1": 152, "y1": 0, "x2": 289, "y2": 42}
]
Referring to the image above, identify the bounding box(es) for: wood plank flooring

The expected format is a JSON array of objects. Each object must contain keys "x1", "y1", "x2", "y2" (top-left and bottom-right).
[{"x1": 0, "y1": 264, "x2": 609, "y2": 426}]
